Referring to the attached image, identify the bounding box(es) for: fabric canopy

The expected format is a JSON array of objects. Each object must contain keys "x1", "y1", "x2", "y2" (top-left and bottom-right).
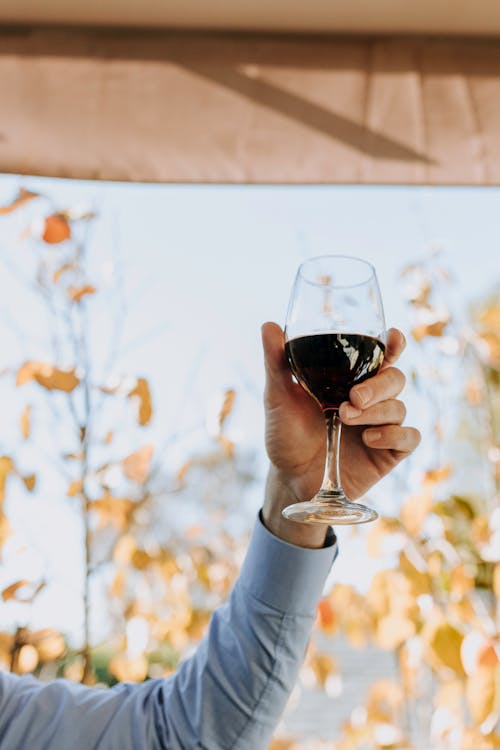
[{"x1": 3, "y1": 26, "x2": 500, "y2": 185}]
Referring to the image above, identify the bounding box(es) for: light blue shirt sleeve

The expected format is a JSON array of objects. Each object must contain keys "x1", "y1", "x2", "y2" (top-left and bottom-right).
[{"x1": 0, "y1": 513, "x2": 338, "y2": 750}]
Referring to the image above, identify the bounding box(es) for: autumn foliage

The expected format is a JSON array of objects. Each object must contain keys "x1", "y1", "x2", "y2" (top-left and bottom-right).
[{"x1": 0, "y1": 189, "x2": 499, "y2": 749}]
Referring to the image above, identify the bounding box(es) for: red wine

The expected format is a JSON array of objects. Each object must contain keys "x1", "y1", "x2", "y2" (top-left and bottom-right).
[{"x1": 285, "y1": 333, "x2": 385, "y2": 411}]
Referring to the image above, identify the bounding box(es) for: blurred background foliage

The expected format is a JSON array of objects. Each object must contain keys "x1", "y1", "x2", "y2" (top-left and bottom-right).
[{"x1": 0, "y1": 188, "x2": 499, "y2": 750}]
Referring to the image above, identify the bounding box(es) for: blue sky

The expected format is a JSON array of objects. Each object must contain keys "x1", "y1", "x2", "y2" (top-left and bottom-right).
[{"x1": 0, "y1": 175, "x2": 499, "y2": 639}]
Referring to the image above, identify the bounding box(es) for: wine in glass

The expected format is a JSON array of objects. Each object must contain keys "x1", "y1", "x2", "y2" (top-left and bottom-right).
[{"x1": 282, "y1": 255, "x2": 386, "y2": 525}]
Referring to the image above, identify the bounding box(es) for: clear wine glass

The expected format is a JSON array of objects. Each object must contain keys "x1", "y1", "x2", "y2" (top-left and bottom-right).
[{"x1": 282, "y1": 255, "x2": 386, "y2": 525}]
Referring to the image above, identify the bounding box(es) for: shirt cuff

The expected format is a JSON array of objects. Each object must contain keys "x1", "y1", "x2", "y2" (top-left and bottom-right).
[{"x1": 237, "y1": 511, "x2": 338, "y2": 616}]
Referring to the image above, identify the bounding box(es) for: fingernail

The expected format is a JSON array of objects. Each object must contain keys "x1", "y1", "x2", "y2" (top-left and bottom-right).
[
  {"x1": 365, "y1": 429, "x2": 381, "y2": 443},
  {"x1": 343, "y1": 404, "x2": 362, "y2": 419},
  {"x1": 353, "y1": 386, "x2": 372, "y2": 407}
]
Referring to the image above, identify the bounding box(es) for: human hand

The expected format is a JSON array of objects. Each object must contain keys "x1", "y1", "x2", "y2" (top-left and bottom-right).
[{"x1": 261, "y1": 322, "x2": 421, "y2": 547}]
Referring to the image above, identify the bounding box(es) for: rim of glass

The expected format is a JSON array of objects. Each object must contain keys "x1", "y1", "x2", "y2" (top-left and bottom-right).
[{"x1": 297, "y1": 254, "x2": 377, "y2": 289}]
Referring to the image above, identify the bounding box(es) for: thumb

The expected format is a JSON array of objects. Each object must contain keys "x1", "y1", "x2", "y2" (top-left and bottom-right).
[{"x1": 261, "y1": 321, "x2": 293, "y2": 392}]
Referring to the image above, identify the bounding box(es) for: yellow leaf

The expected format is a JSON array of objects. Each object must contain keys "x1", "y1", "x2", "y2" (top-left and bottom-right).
[
  {"x1": 89, "y1": 493, "x2": 134, "y2": 530},
  {"x1": 399, "y1": 552, "x2": 432, "y2": 597},
  {"x1": 16, "y1": 644, "x2": 39, "y2": 674},
  {"x1": 22, "y1": 474, "x2": 36, "y2": 492},
  {"x1": 449, "y1": 564, "x2": 475, "y2": 597},
  {"x1": 42, "y1": 213, "x2": 71, "y2": 244},
  {"x1": 423, "y1": 465, "x2": 452, "y2": 485},
  {"x1": 67, "y1": 480, "x2": 83, "y2": 497},
  {"x1": 412, "y1": 319, "x2": 449, "y2": 341},
  {"x1": 111, "y1": 569, "x2": 126, "y2": 598},
  {"x1": 479, "y1": 304, "x2": 500, "y2": 331},
  {"x1": 20, "y1": 405, "x2": 31, "y2": 440},
  {"x1": 461, "y1": 729, "x2": 500, "y2": 750},
  {"x1": 123, "y1": 445, "x2": 153, "y2": 483},
  {"x1": 472, "y1": 517, "x2": 492, "y2": 547},
  {"x1": 366, "y1": 679, "x2": 404, "y2": 723},
  {"x1": 17, "y1": 361, "x2": 80, "y2": 392},
  {"x1": 105, "y1": 431, "x2": 114, "y2": 445},
  {"x1": 376, "y1": 613, "x2": 416, "y2": 650},
  {"x1": 0, "y1": 456, "x2": 14, "y2": 504},
  {"x1": 109, "y1": 654, "x2": 148, "y2": 683},
  {"x1": 0, "y1": 513, "x2": 13, "y2": 550},
  {"x1": 400, "y1": 489, "x2": 433, "y2": 536},
  {"x1": 308, "y1": 652, "x2": 337, "y2": 688},
  {"x1": 34, "y1": 630, "x2": 66, "y2": 661},
  {"x1": 428, "y1": 623, "x2": 465, "y2": 676},
  {"x1": 0, "y1": 188, "x2": 39, "y2": 215},
  {"x1": 113, "y1": 535, "x2": 137, "y2": 565},
  {"x1": 67, "y1": 285, "x2": 97, "y2": 303},
  {"x1": 466, "y1": 667, "x2": 497, "y2": 725},
  {"x1": 128, "y1": 378, "x2": 152, "y2": 426},
  {"x1": 131, "y1": 549, "x2": 153, "y2": 571}
]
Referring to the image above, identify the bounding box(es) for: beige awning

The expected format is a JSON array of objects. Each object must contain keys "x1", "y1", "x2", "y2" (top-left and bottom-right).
[{"x1": 3, "y1": 26, "x2": 500, "y2": 184}]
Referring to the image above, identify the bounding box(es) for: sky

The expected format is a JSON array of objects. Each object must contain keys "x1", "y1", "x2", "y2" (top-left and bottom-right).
[{"x1": 0, "y1": 175, "x2": 499, "y2": 640}]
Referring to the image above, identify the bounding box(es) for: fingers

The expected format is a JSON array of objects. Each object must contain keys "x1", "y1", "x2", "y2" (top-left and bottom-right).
[
  {"x1": 382, "y1": 328, "x2": 406, "y2": 369},
  {"x1": 261, "y1": 322, "x2": 293, "y2": 391},
  {"x1": 339, "y1": 398, "x2": 406, "y2": 426},
  {"x1": 361, "y1": 425, "x2": 422, "y2": 455},
  {"x1": 350, "y1": 366, "x2": 405, "y2": 410}
]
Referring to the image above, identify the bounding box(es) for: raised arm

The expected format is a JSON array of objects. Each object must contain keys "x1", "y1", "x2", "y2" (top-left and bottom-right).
[{"x1": 0, "y1": 322, "x2": 419, "y2": 750}]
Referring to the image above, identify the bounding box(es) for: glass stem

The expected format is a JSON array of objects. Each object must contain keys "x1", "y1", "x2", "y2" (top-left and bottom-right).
[{"x1": 319, "y1": 409, "x2": 343, "y2": 496}]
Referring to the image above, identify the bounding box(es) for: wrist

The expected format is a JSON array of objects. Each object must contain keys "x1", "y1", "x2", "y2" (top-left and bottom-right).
[{"x1": 262, "y1": 466, "x2": 329, "y2": 549}]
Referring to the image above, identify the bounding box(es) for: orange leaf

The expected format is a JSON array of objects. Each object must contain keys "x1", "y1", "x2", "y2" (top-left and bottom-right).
[
  {"x1": 67, "y1": 285, "x2": 96, "y2": 303},
  {"x1": 128, "y1": 378, "x2": 152, "y2": 426},
  {"x1": 52, "y1": 262, "x2": 76, "y2": 283},
  {"x1": 0, "y1": 188, "x2": 39, "y2": 215},
  {"x1": 2, "y1": 580, "x2": 29, "y2": 601},
  {"x1": 67, "y1": 480, "x2": 83, "y2": 497},
  {"x1": 218, "y1": 389, "x2": 236, "y2": 432},
  {"x1": 317, "y1": 599, "x2": 336, "y2": 634},
  {"x1": 123, "y1": 445, "x2": 153, "y2": 483},
  {"x1": 104, "y1": 431, "x2": 114, "y2": 445},
  {"x1": 22, "y1": 474, "x2": 36, "y2": 492},
  {"x1": 17, "y1": 361, "x2": 79, "y2": 392},
  {"x1": 42, "y1": 213, "x2": 71, "y2": 244},
  {"x1": 2, "y1": 580, "x2": 45, "y2": 603},
  {"x1": 20, "y1": 405, "x2": 31, "y2": 440}
]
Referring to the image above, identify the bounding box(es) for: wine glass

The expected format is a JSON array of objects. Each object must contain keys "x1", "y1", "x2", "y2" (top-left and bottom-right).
[{"x1": 282, "y1": 255, "x2": 386, "y2": 525}]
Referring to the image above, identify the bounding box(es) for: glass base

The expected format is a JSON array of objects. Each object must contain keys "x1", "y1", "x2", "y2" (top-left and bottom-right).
[{"x1": 282, "y1": 491, "x2": 378, "y2": 525}]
